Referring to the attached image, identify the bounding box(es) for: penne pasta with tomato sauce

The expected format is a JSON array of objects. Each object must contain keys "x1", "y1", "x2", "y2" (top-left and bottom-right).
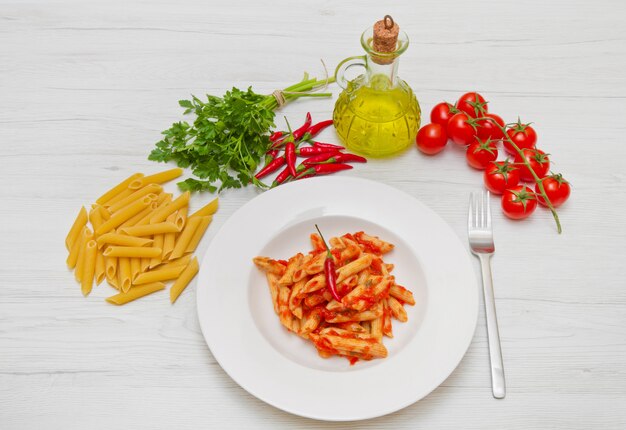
[{"x1": 253, "y1": 230, "x2": 413, "y2": 364}]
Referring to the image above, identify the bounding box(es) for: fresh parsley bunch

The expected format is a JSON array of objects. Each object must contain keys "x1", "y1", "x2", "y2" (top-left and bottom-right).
[{"x1": 149, "y1": 74, "x2": 332, "y2": 193}]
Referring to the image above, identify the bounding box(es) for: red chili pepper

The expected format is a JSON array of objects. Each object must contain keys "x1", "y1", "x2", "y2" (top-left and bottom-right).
[
  {"x1": 303, "y1": 119, "x2": 334, "y2": 140},
  {"x1": 269, "y1": 131, "x2": 284, "y2": 142},
  {"x1": 291, "y1": 112, "x2": 312, "y2": 142},
  {"x1": 305, "y1": 153, "x2": 367, "y2": 166},
  {"x1": 301, "y1": 152, "x2": 338, "y2": 165},
  {"x1": 285, "y1": 142, "x2": 297, "y2": 177},
  {"x1": 314, "y1": 224, "x2": 341, "y2": 302},
  {"x1": 297, "y1": 163, "x2": 353, "y2": 179},
  {"x1": 312, "y1": 141, "x2": 344, "y2": 150},
  {"x1": 297, "y1": 146, "x2": 340, "y2": 157},
  {"x1": 271, "y1": 166, "x2": 292, "y2": 188},
  {"x1": 255, "y1": 156, "x2": 286, "y2": 180}
]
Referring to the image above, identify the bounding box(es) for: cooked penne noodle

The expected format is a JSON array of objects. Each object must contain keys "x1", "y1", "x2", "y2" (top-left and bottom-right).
[
  {"x1": 95, "y1": 196, "x2": 152, "y2": 236},
  {"x1": 184, "y1": 215, "x2": 211, "y2": 254},
  {"x1": 389, "y1": 284, "x2": 415, "y2": 306},
  {"x1": 95, "y1": 172, "x2": 144, "y2": 205},
  {"x1": 277, "y1": 286, "x2": 294, "y2": 331},
  {"x1": 387, "y1": 296, "x2": 408, "y2": 322},
  {"x1": 65, "y1": 206, "x2": 88, "y2": 251},
  {"x1": 321, "y1": 334, "x2": 387, "y2": 359},
  {"x1": 382, "y1": 299, "x2": 393, "y2": 338},
  {"x1": 107, "y1": 184, "x2": 162, "y2": 213},
  {"x1": 95, "y1": 250, "x2": 106, "y2": 285},
  {"x1": 74, "y1": 228, "x2": 94, "y2": 281},
  {"x1": 96, "y1": 233, "x2": 153, "y2": 249},
  {"x1": 174, "y1": 206, "x2": 188, "y2": 231},
  {"x1": 278, "y1": 253, "x2": 303, "y2": 286},
  {"x1": 81, "y1": 240, "x2": 98, "y2": 296},
  {"x1": 133, "y1": 265, "x2": 185, "y2": 285},
  {"x1": 170, "y1": 257, "x2": 199, "y2": 303},
  {"x1": 103, "y1": 246, "x2": 163, "y2": 259},
  {"x1": 128, "y1": 168, "x2": 183, "y2": 190},
  {"x1": 118, "y1": 257, "x2": 132, "y2": 293},
  {"x1": 266, "y1": 272, "x2": 280, "y2": 315},
  {"x1": 252, "y1": 257, "x2": 286, "y2": 275},
  {"x1": 288, "y1": 279, "x2": 306, "y2": 319},
  {"x1": 189, "y1": 197, "x2": 218, "y2": 219},
  {"x1": 105, "y1": 256, "x2": 117, "y2": 280},
  {"x1": 169, "y1": 215, "x2": 202, "y2": 260},
  {"x1": 118, "y1": 222, "x2": 179, "y2": 237},
  {"x1": 149, "y1": 234, "x2": 164, "y2": 268},
  {"x1": 149, "y1": 191, "x2": 190, "y2": 224},
  {"x1": 336, "y1": 254, "x2": 373, "y2": 284},
  {"x1": 106, "y1": 282, "x2": 165, "y2": 305}
]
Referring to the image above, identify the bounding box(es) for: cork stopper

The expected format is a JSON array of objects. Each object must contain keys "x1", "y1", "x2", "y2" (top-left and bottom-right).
[{"x1": 372, "y1": 15, "x2": 399, "y2": 61}]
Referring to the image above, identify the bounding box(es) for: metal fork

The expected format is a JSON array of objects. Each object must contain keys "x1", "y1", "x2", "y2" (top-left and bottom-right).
[{"x1": 468, "y1": 191, "x2": 506, "y2": 399}]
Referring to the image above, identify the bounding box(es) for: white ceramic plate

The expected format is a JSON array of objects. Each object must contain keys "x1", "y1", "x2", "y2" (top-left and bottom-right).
[{"x1": 196, "y1": 177, "x2": 478, "y2": 421}]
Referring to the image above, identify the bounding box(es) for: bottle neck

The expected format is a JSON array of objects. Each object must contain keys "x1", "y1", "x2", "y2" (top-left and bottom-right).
[{"x1": 366, "y1": 55, "x2": 400, "y2": 90}]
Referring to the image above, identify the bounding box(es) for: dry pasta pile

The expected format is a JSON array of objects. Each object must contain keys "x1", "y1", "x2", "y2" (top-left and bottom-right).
[
  {"x1": 254, "y1": 231, "x2": 415, "y2": 363},
  {"x1": 65, "y1": 168, "x2": 217, "y2": 305}
]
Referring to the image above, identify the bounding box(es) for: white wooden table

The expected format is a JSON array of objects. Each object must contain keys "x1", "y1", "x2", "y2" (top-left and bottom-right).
[{"x1": 2, "y1": 0, "x2": 626, "y2": 428}]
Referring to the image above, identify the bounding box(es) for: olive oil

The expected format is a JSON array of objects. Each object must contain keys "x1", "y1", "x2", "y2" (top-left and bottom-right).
[{"x1": 333, "y1": 78, "x2": 420, "y2": 157}]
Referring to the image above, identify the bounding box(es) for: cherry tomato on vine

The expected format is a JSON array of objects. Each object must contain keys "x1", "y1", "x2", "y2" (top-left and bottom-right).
[
  {"x1": 477, "y1": 113, "x2": 505, "y2": 141},
  {"x1": 535, "y1": 174, "x2": 571, "y2": 207},
  {"x1": 483, "y1": 160, "x2": 520, "y2": 194},
  {"x1": 466, "y1": 138, "x2": 498, "y2": 170},
  {"x1": 416, "y1": 123, "x2": 448, "y2": 155},
  {"x1": 501, "y1": 186, "x2": 537, "y2": 220},
  {"x1": 516, "y1": 148, "x2": 550, "y2": 181},
  {"x1": 447, "y1": 113, "x2": 477, "y2": 146},
  {"x1": 456, "y1": 92, "x2": 488, "y2": 118},
  {"x1": 504, "y1": 119, "x2": 537, "y2": 154},
  {"x1": 430, "y1": 102, "x2": 458, "y2": 127}
]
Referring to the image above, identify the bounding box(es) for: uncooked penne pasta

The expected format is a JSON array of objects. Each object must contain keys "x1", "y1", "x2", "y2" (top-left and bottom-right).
[
  {"x1": 174, "y1": 206, "x2": 188, "y2": 231},
  {"x1": 162, "y1": 212, "x2": 177, "y2": 260},
  {"x1": 102, "y1": 188, "x2": 133, "y2": 209},
  {"x1": 149, "y1": 234, "x2": 164, "y2": 268},
  {"x1": 103, "y1": 246, "x2": 163, "y2": 259},
  {"x1": 169, "y1": 215, "x2": 202, "y2": 260},
  {"x1": 119, "y1": 203, "x2": 155, "y2": 228},
  {"x1": 133, "y1": 265, "x2": 185, "y2": 285},
  {"x1": 118, "y1": 222, "x2": 180, "y2": 237},
  {"x1": 65, "y1": 206, "x2": 88, "y2": 251},
  {"x1": 95, "y1": 196, "x2": 152, "y2": 236},
  {"x1": 150, "y1": 191, "x2": 190, "y2": 224},
  {"x1": 67, "y1": 226, "x2": 87, "y2": 269},
  {"x1": 170, "y1": 257, "x2": 199, "y2": 303},
  {"x1": 118, "y1": 257, "x2": 132, "y2": 293},
  {"x1": 81, "y1": 240, "x2": 97, "y2": 296},
  {"x1": 184, "y1": 215, "x2": 211, "y2": 254},
  {"x1": 74, "y1": 228, "x2": 94, "y2": 281},
  {"x1": 106, "y1": 282, "x2": 165, "y2": 305},
  {"x1": 156, "y1": 254, "x2": 191, "y2": 272},
  {"x1": 189, "y1": 197, "x2": 218, "y2": 219},
  {"x1": 133, "y1": 195, "x2": 172, "y2": 227},
  {"x1": 105, "y1": 256, "x2": 117, "y2": 280},
  {"x1": 107, "y1": 183, "x2": 162, "y2": 213},
  {"x1": 130, "y1": 257, "x2": 142, "y2": 282},
  {"x1": 95, "y1": 250, "x2": 106, "y2": 285},
  {"x1": 95, "y1": 172, "x2": 143, "y2": 205},
  {"x1": 128, "y1": 168, "x2": 183, "y2": 190},
  {"x1": 96, "y1": 233, "x2": 153, "y2": 249},
  {"x1": 106, "y1": 273, "x2": 120, "y2": 290},
  {"x1": 88, "y1": 205, "x2": 104, "y2": 232},
  {"x1": 140, "y1": 257, "x2": 150, "y2": 273}
]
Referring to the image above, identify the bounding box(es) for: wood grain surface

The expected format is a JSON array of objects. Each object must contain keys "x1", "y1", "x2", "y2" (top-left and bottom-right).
[{"x1": 1, "y1": 0, "x2": 625, "y2": 428}]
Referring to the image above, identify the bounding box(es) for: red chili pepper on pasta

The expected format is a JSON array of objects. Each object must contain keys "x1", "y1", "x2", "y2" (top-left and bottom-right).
[{"x1": 315, "y1": 224, "x2": 341, "y2": 302}]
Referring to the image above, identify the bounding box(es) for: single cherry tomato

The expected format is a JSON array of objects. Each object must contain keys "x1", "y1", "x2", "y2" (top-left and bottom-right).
[
  {"x1": 516, "y1": 148, "x2": 550, "y2": 181},
  {"x1": 430, "y1": 102, "x2": 458, "y2": 127},
  {"x1": 501, "y1": 186, "x2": 537, "y2": 220},
  {"x1": 504, "y1": 119, "x2": 537, "y2": 155},
  {"x1": 477, "y1": 113, "x2": 505, "y2": 141},
  {"x1": 446, "y1": 113, "x2": 477, "y2": 146},
  {"x1": 535, "y1": 173, "x2": 571, "y2": 207},
  {"x1": 484, "y1": 160, "x2": 520, "y2": 194},
  {"x1": 466, "y1": 138, "x2": 498, "y2": 170},
  {"x1": 416, "y1": 123, "x2": 448, "y2": 155},
  {"x1": 456, "y1": 92, "x2": 488, "y2": 118}
]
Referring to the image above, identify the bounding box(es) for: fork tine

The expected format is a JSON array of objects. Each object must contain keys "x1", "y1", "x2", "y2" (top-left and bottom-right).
[
  {"x1": 475, "y1": 192, "x2": 480, "y2": 228},
  {"x1": 482, "y1": 191, "x2": 487, "y2": 228},
  {"x1": 468, "y1": 192, "x2": 474, "y2": 230},
  {"x1": 486, "y1": 191, "x2": 492, "y2": 228}
]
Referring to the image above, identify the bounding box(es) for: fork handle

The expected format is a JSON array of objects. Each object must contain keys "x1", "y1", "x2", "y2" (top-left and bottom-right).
[{"x1": 478, "y1": 254, "x2": 506, "y2": 399}]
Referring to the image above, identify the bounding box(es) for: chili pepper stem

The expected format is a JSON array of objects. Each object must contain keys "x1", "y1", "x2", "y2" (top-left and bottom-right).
[
  {"x1": 475, "y1": 116, "x2": 562, "y2": 234},
  {"x1": 314, "y1": 224, "x2": 332, "y2": 257}
]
